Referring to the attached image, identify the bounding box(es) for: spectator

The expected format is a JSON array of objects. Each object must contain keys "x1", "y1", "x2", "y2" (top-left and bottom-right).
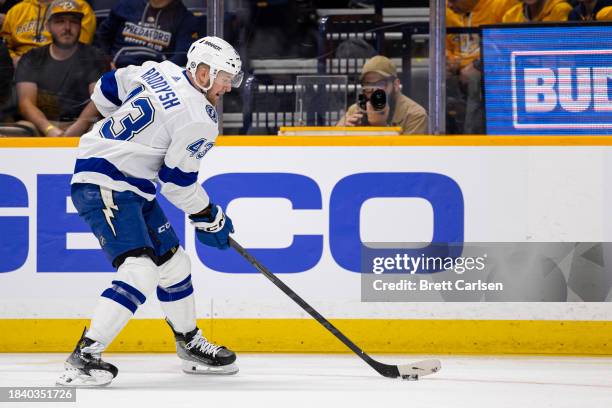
[
  {"x1": 15, "y1": 0, "x2": 108, "y2": 136},
  {"x1": 446, "y1": 0, "x2": 517, "y2": 134},
  {"x1": 0, "y1": 38, "x2": 13, "y2": 113},
  {"x1": 0, "y1": 0, "x2": 20, "y2": 28},
  {"x1": 1, "y1": 0, "x2": 95, "y2": 66},
  {"x1": 502, "y1": 0, "x2": 572, "y2": 22},
  {"x1": 335, "y1": 37, "x2": 377, "y2": 60},
  {"x1": 95, "y1": 0, "x2": 199, "y2": 68},
  {"x1": 336, "y1": 55, "x2": 428, "y2": 134},
  {"x1": 568, "y1": 0, "x2": 612, "y2": 20}
]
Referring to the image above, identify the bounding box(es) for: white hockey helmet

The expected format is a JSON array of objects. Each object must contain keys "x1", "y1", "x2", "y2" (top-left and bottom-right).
[{"x1": 186, "y1": 36, "x2": 243, "y2": 92}]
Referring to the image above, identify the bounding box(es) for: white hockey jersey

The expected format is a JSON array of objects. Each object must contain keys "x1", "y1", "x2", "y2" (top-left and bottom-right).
[{"x1": 71, "y1": 60, "x2": 219, "y2": 215}]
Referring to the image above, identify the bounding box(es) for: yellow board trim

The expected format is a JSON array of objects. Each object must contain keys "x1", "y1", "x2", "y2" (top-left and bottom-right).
[
  {"x1": 2, "y1": 135, "x2": 612, "y2": 148},
  {"x1": 279, "y1": 126, "x2": 403, "y2": 132},
  {"x1": 277, "y1": 126, "x2": 403, "y2": 136},
  {"x1": 0, "y1": 319, "x2": 610, "y2": 355}
]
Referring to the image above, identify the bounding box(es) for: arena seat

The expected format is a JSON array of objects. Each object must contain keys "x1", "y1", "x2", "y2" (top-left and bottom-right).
[
  {"x1": 0, "y1": 123, "x2": 36, "y2": 137},
  {"x1": 88, "y1": 0, "x2": 115, "y2": 21}
]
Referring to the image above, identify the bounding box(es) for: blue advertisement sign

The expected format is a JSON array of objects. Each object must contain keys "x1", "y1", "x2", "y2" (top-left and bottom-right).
[
  {"x1": 0, "y1": 172, "x2": 464, "y2": 274},
  {"x1": 482, "y1": 24, "x2": 612, "y2": 135}
]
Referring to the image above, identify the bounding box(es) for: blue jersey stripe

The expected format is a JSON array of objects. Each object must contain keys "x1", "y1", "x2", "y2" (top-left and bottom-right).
[
  {"x1": 112, "y1": 280, "x2": 146, "y2": 304},
  {"x1": 157, "y1": 274, "x2": 193, "y2": 302},
  {"x1": 157, "y1": 285, "x2": 193, "y2": 302},
  {"x1": 158, "y1": 164, "x2": 197, "y2": 187},
  {"x1": 74, "y1": 157, "x2": 156, "y2": 196},
  {"x1": 101, "y1": 288, "x2": 139, "y2": 313},
  {"x1": 157, "y1": 284, "x2": 193, "y2": 302},
  {"x1": 100, "y1": 71, "x2": 122, "y2": 107}
]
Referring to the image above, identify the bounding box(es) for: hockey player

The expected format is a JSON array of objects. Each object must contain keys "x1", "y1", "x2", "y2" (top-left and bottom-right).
[{"x1": 56, "y1": 36, "x2": 243, "y2": 387}]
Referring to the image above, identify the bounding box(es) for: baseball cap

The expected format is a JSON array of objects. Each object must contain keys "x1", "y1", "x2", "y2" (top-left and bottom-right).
[
  {"x1": 48, "y1": 0, "x2": 84, "y2": 19},
  {"x1": 360, "y1": 55, "x2": 397, "y2": 80}
]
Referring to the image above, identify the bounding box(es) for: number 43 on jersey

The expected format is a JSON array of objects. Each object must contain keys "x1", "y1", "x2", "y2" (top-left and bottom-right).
[{"x1": 100, "y1": 97, "x2": 155, "y2": 141}]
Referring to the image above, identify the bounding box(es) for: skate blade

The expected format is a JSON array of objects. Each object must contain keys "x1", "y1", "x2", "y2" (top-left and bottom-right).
[
  {"x1": 56, "y1": 363, "x2": 114, "y2": 387},
  {"x1": 181, "y1": 360, "x2": 239, "y2": 375},
  {"x1": 397, "y1": 359, "x2": 442, "y2": 381}
]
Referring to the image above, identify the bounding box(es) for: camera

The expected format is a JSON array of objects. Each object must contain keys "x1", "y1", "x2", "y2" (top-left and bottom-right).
[{"x1": 358, "y1": 89, "x2": 387, "y2": 111}]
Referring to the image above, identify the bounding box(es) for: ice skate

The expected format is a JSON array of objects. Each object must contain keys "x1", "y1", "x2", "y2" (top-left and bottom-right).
[
  {"x1": 56, "y1": 328, "x2": 118, "y2": 387},
  {"x1": 167, "y1": 319, "x2": 238, "y2": 375}
]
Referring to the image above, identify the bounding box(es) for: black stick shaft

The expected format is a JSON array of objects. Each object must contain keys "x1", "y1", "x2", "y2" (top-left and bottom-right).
[{"x1": 229, "y1": 237, "x2": 398, "y2": 378}]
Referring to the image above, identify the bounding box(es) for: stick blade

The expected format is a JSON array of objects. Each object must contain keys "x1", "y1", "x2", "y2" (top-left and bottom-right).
[{"x1": 397, "y1": 359, "x2": 442, "y2": 381}]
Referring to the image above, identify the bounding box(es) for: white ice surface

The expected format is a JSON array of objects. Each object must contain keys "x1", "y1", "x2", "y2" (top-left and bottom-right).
[{"x1": 0, "y1": 354, "x2": 611, "y2": 408}]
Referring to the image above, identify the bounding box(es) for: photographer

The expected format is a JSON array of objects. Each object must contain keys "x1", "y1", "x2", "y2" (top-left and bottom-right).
[{"x1": 336, "y1": 55, "x2": 428, "y2": 134}]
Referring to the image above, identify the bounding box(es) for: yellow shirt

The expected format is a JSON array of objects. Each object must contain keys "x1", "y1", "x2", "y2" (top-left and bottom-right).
[
  {"x1": 596, "y1": 6, "x2": 612, "y2": 20},
  {"x1": 502, "y1": 0, "x2": 572, "y2": 22},
  {"x1": 446, "y1": 0, "x2": 519, "y2": 67},
  {"x1": 1, "y1": 0, "x2": 96, "y2": 58}
]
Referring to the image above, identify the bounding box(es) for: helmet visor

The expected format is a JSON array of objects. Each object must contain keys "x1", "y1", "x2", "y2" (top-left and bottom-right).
[
  {"x1": 215, "y1": 70, "x2": 244, "y2": 88},
  {"x1": 231, "y1": 70, "x2": 244, "y2": 88}
]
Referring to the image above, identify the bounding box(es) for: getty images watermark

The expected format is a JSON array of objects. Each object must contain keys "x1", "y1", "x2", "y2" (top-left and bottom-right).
[
  {"x1": 370, "y1": 251, "x2": 501, "y2": 291},
  {"x1": 362, "y1": 242, "x2": 612, "y2": 302},
  {"x1": 360, "y1": 243, "x2": 506, "y2": 302},
  {"x1": 0, "y1": 387, "x2": 76, "y2": 403}
]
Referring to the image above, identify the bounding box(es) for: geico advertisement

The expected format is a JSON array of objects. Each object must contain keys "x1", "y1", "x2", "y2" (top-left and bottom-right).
[{"x1": 0, "y1": 146, "x2": 608, "y2": 318}]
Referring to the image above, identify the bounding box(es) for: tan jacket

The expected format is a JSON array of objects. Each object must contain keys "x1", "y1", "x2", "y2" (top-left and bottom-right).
[{"x1": 342, "y1": 93, "x2": 428, "y2": 135}]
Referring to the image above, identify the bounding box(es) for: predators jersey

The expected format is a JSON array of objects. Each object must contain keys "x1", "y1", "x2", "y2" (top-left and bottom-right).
[
  {"x1": 72, "y1": 60, "x2": 218, "y2": 215},
  {"x1": 446, "y1": 0, "x2": 518, "y2": 67},
  {"x1": 502, "y1": 0, "x2": 572, "y2": 22},
  {"x1": 0, "y1": 0, "x2": 96, "y2": 58}
]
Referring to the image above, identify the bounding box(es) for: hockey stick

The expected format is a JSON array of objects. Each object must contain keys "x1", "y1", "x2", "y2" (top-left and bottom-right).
[{"x1": 229, "y1": 237, "x2": 441, "y2": 380}]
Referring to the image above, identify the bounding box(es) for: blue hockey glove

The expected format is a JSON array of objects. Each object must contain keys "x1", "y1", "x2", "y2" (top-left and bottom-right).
[{"x1": 190, "y1": 204, "x2": 234, "y2": 250}]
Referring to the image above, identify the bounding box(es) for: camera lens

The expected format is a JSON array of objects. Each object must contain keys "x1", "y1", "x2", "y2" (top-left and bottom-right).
[{"x1": 370, "y1": 90, "x2": 386, "y2": 111}]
